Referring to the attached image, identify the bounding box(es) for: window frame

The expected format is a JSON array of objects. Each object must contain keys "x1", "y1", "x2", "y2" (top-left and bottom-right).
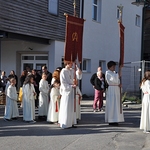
[
  {"x1": 135, "y1": 15, "x2": 140, "y2": 27},
  {"x1": 82, "y1": 59, "x2": 91, "y2": 73},
  {"x1": 99, "y1": 60, "x2": 106, "y2": 72},
  {"x1": 92, "y1": 0, "x2": 102, "y2": 23},
  {"x1": 48, "y1": 0, "x2": 59, "y2": 16}
]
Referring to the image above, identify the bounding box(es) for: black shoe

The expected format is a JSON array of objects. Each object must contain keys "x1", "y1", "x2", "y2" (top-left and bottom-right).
[
  {"x1": 72, "y1": 125, "x2": 77, "y2": 128},
  {"x1": 3, "y1": 118, "x2": 12, "y2": 121},
  {"x1": 109, "y1": 123, "x2": 118, "y2": 126},
  {"x1": 12, "y1": 117, "x2": 18, "y2": 120}
]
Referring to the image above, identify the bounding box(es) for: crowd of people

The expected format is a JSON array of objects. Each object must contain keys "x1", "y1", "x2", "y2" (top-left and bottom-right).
[
  {"x1": 1, "y1": 60, "x2": 150, "y2": 132},
  {"x1": 2, "y1": 63, "x2": 82, "y2": 129}
]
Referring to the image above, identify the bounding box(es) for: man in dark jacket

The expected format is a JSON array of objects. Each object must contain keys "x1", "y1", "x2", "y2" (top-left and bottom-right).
[
  {"x1": 42, "y1": 65, "x2": 52, "y2": 85},
  {"x1": 32, "y1": 69, "x2": 41, "y2": 108}
]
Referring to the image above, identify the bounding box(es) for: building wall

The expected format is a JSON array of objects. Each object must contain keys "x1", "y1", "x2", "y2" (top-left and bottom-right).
[
  {"x1": 1, "y1": 40, "x2": 64, "y2": 78},
  {"x1": 0, "y1": 0, "x2": 80, "y2": 41},
  {"x1": 81, "y1": 0, "x2": 143, "y2": 95}
]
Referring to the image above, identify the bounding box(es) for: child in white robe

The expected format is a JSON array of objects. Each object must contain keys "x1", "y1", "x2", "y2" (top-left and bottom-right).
[
  {"x1": 38, "y1": 73, "x2": 49, "y2": 120},
  {"x1": 4, "y1": 78, "x2": 19, "y2": 121},
  {"x1": 140, "y1": 70, "x2": 150, "y2": 133},
  {"x1": 47, "y1": 79, "x2": 60, "y2": 123},
  {"x1": 76, "y1": 84, "x2": 82, "y2": 121},
  {"x1": 4, "y1": 75, "x2": 14, "y2": 116},
  {"x1": 23, "y1": 75, "x2": 36, "y2": 123}
]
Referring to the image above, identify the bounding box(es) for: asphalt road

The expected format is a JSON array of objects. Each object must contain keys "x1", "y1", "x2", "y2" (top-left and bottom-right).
[{"x1": 0, "y1": 100, "x2": 149, "y2": 150}]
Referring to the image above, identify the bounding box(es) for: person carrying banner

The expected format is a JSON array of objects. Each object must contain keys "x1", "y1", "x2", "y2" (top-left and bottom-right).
[
  {"x1": 105, "y1": 61, "x2": 124, "y2": 126},
  {"x1": 59, "y1": 61, "x2": 82, "y2": 129}
]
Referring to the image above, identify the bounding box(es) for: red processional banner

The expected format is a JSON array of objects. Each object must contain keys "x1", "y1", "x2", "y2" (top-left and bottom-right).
[
  {"x1": 64, "y1": 15, "x2": 84, "y2": 63},
  {"x1": 118, "y1": 22, "x2": 125, "y2": 67}
]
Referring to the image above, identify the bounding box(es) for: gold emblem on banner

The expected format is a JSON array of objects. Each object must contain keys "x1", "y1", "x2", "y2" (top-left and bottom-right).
[{"x1": 72, "y1": 32, "x2": 78, "y2": 42}]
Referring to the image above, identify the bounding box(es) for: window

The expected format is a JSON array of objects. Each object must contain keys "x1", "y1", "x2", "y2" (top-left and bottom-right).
[
  {"x1": 99, "y1": 60, "x2": 106, "y2": 72},
  {"x1": 135, "y1": 15, "x2": 140, "y2": 27},
  {"x1": 82, "y1": 59, "x2": 91, "y2": 72},
  {"x1": 22, "y1": 56, "x2": 34, "y2": 60},
  {"x1": 35, "y1": 56, "x2": 48, "y2": 60},
  {"x1": 92, "y1": 0, "x2": 102, "y2": 22},
  {"x1": 48, "y1": 0, "x2": 59, "y2": 15},
  {"x1": 61, "y1": 56, "x2": 65, "y2": 68}
]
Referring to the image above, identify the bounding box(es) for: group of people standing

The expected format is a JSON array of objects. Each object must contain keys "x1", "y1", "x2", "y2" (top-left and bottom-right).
[
  {"x1": 90, "y1": 60, "x2": 150, "y2": 133},
  {"x1": 3, "y1": 63, "x2": 82, "y2": 129},
  {"x1": 2, "y1": 59, "x2": 150, "y2": 132}
]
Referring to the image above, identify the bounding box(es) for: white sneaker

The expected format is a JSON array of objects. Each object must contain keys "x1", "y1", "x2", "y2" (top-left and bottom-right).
[
  {"x1": 93, "y1": 109, "x2": 96, "y2": 112},
  {"x1": 30, "y1": 120, "x2": 36, "y2": 123},
  {"x1": 143, "y1": 131, "x2": 149, "y2": 133}
]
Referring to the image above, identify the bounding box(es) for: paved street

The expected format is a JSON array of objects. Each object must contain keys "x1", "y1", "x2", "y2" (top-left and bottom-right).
[{"x1": 0, "y1": 100, "x2": 149, "y2": 150}]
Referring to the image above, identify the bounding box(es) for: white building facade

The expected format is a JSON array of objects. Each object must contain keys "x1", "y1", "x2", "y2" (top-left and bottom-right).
[{"x1": 81, "y1": 0, "x2": 143, "y2": 95}]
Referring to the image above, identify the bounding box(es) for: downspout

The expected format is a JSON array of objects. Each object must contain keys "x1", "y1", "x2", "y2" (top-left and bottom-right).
[
  {"x1": 79, "y1": 0, "x2": 84, "y2": 91},
  {"x1": 141, "y1": 4, "x2": 145, "y2": 61}
]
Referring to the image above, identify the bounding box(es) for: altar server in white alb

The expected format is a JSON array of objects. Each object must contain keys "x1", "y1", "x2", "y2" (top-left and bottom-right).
[
  {"x1": 47, "y1": 79, "x2": 60, "y2": 123},
  {"x1": 4, "y1": 75, "x2": 14, "y2": 116},
  {"x1": 59, "y1": 61, "x2": 82, "y2": 129},
  {"x1": 23, "y1": 75, "x2": 36, "y2": 123},
  {"x1": 75, "y1": 80, "x2": 82, "y2": 121},
  {"x1": 38, "y1": 73, "x2": 49, "y2": 119},
  {"x1": 4, "y1": 78, "x2": 19, "y2": 121},
  {"x1": 140, "y1": 70, "x2": 150, "y2": 133},
  {"x1": 105, "y1": 61, "x2": 124, "y2": 126}
]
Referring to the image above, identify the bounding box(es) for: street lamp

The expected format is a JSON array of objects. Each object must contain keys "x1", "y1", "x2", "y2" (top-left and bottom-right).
[
  {"x1": 131, "y1": 0, "x2": 150, "y2": 6},
  {"x1": 131, "y1": 0, "x2": 144, "y2": 5}
]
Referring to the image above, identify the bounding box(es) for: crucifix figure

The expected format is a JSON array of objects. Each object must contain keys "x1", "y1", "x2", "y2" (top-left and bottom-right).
[{"x1": 117, "y1": 5, "x2": 123, "y2": 23}]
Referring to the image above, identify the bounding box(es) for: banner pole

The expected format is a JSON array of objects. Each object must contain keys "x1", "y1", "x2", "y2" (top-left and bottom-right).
[
  {"x1": 118, "y1": 5, "x2": 123, "y2": 114},
  {"x1": 73, "y1": 0, "x2": 77, "y2": 113}
]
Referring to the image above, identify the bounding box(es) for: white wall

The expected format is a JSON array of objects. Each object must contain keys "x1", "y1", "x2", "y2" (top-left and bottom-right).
[
  {"x1": 54, "y1": 41, "x2": 65, "y2": 70},
  {"x1": 81, "y1": 0, "x2": 143, "y2": 95},
  {"x1": 1, "y1": 40, "x2": 52, "y2": 76}
]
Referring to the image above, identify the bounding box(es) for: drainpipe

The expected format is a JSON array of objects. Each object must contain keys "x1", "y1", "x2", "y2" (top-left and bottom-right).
[
  {"x1": 79, "y1": 0, "x2": 84, "y2": 91},
  {"x1": 141, "y1": 4, "x2": 145, "y2": 61}
]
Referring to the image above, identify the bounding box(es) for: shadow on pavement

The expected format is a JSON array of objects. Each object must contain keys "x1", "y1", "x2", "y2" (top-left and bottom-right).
[{"x1": 0, "y1": 109, "x2": 141, "y2": 137}]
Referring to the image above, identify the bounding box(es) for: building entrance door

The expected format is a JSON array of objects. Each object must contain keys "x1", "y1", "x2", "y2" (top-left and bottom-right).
[{"x1": 21, "y1": 54, "x2": 48, "y2": 75}]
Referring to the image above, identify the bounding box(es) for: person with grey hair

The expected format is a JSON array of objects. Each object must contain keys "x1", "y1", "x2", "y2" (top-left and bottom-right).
[{"x1": 93, "y1": 71, "x2": 106, "y2": 112}]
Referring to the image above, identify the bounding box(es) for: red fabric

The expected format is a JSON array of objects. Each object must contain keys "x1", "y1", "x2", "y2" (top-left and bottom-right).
[
  {"x1": 64, "y1": 15, "x2": 84, "y2": 63},
  {"x1": 55, "y1": 101, "x2": 58, "y2": 112},
  {"x1": 118, "y1": 22, "x2": 125, "y2": 67}
]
